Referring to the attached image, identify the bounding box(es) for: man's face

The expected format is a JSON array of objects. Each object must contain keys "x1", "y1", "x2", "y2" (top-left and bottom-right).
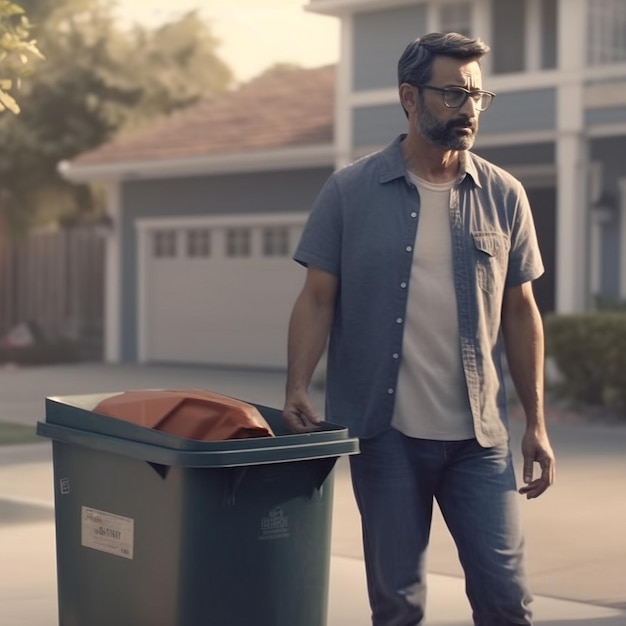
[{"x1": 415, "y1": 56, "x2": 483, "y2": 151}]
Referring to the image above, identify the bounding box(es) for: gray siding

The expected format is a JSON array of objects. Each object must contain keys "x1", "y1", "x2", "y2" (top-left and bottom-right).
[
  {"x1": 352, "y1": 89, "x2": 557, "y2": 148},
  {"x1": 584, "y1": 77, "x2": 626, "y2": 128},
  {"x1": 353, "y1": 5, "x2": 427, "y2": 92},
  {"x1": 586, "y1": 77, "x2": 626, "y2": 88},
  {"x1": 473, "y1": 143, "x2": 555, "y2": 168},
  {"x1": 118, "y1": 167, "x2": 334, "y2": 361},
  {"x1": 353, "y1": 103, "x2": 406, "y2": 149},
  {"x1": 585, "y1": 106, "x2": 626, "y2": 126},
  {"x1": 479, "y1": 89, "x2": 556, "y2": 134}
]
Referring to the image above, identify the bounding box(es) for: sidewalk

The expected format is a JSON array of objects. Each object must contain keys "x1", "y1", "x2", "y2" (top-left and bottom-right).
[{"x1": 1, "y1": 443, "x2": 625, "y2": 626}]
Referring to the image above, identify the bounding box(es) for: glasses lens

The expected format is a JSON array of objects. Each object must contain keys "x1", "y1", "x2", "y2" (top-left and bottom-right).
[
  {"x1": 441, "y1": 88, "x2": 494, "y2": 111},
  {"x1": 476, "y1": 92, "x2": 493, "y2": 111},
  {"x1": 443, "y1": 88, "x2": 468, "y2": 108}
]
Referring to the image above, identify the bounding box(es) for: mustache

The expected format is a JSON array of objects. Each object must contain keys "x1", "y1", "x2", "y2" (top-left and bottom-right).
[{"x1": 447, "y1": 118, "x2": 476, "y2": 131}]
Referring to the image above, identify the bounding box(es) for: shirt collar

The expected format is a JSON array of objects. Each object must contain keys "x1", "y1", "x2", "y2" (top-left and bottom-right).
[
  {"x1": 378, "y1": 134, "x2": 482, "y2": 189},
  {"x1": 459, "y1": 150, "x2": 482, "y2": 189}
]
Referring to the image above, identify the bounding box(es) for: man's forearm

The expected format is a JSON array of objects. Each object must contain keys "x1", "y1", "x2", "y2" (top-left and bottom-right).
[
  {"x1": 502, "y1": 289, "x2": 546, "y2": 430},
  {"x1": 502, "y1": 284, "x2": 555, "y2": 496},
  {"x1": 285, "y1": 291, "x2": 334, "y2": 394}
]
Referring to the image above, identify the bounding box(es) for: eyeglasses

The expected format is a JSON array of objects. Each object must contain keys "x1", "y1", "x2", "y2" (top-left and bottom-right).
[{"x1": 415, "y1": 85, "x2": 496, "y2": 112}]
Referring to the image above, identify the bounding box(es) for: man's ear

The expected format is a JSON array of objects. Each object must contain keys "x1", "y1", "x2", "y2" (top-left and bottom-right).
[{"x1": 399, "y1": 83, "x2": 419, "y2": 115}]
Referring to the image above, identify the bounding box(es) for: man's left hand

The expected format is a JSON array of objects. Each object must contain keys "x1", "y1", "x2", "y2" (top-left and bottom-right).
[{"x1": 519, "y1": 428, "x2": 555, "y2": 499}]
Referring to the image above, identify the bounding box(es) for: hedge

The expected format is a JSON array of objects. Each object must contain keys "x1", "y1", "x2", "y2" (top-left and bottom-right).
[{"x1": 544, "y1": 312, "x2": 626, "y2": 413}]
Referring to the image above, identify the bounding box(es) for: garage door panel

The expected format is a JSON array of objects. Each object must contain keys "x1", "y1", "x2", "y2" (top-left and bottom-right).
[{"x1": 141, "y1": 221, "x2": 306, "y2": 368}]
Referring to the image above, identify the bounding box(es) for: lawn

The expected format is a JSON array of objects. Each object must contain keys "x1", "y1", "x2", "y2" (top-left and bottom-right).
[{"x1": 0, "y1": 422, "x2": 40, "y2": 445}]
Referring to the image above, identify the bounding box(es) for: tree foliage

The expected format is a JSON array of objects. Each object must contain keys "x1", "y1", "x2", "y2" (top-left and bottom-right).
[
  {"x1": 0, "y1": 0, "x2": 44, "y2": 113},
  {"x1": 0, "y1": 0, "x2": 233, "y2": 232}
]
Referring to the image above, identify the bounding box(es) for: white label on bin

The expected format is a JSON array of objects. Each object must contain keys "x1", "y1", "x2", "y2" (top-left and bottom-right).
[
  {"x1": 81, "y1": 506, "x2": 134, "y2": 560},
  {"x1": 259, "y1": 507, "x2": 290, "y2": 541},
  {"x1": 59, "y1": 478, "x2": 71, "y2": 495}
]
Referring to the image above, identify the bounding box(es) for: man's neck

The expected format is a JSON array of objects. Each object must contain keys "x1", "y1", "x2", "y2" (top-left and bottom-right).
[{"x1": 401, "y1": 133, "x2": 461, "y2": 184}]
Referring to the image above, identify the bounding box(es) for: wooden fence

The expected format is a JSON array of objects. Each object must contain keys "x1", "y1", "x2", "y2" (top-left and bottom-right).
[{"x1": 0, "y1": 226, "x2": 105, "y2": 359}]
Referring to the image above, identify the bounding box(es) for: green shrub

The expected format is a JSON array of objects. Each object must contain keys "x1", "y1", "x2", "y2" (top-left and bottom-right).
[
  {"x1": 0, "y1": 422, "x2": 39, "y2": 445},
  {"x1": 544, "y1": 312, "x2": 626, "y2": 414}
]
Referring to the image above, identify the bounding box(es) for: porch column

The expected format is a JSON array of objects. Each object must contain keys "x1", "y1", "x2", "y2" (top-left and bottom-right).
[
  {"x1": 555, "y1": 0, "x2": 588, "y2": 312},
  {"x1": 335, "y1": 14, "x2": 354, "y2": 170}
]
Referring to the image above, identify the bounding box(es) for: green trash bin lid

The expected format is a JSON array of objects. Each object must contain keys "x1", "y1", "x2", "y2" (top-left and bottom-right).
[{"x1": 37, "y1": 393, "x2": 359, "y2": 468}]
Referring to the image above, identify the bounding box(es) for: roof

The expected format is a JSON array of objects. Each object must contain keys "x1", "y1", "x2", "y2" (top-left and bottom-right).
[{"x1": 67, "y1": 65, "x2": 336, "y2": 175}]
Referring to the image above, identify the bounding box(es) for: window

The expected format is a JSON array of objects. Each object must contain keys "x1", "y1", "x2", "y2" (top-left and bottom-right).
[
  {"x1": 540, "y1": 0, "x2": 558, "y2": 70},
  {"x1": 263, "y1": 227, "x2": 290, "y2": 257},
  {"x1": 186, "y1": 229, "x2": 211, "y2": 258},
  {"x1": 153, "y1": 230, "x2": 177, "y2": 258},
  {"x1": 226, "y1": 228, "x2": 251, "y2": 257},
  {"x1": 439, "y1": 2, "x2": 472, "y2": 37},
  {"x1": 492, "y1": 0, "x2": 526, "y2": 74},
  {"x1": 588, "y1": 0, "x2": 626, "y2": 65}
]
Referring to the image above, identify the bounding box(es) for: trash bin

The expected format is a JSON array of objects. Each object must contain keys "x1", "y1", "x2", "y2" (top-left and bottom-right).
[{"x1": 37, "y1": 393, "x2": 359, "y2": 626}]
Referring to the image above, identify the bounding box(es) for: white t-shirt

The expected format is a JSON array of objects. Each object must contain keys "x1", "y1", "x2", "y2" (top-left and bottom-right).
[{"x1": 391, "y1": 172, "x2": 475, "y2": 440}]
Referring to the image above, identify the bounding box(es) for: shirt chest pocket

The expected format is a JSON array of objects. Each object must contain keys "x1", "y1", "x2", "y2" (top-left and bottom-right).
[{"x1": 472, "y1": 232, "x2": 510, "y2": 294}]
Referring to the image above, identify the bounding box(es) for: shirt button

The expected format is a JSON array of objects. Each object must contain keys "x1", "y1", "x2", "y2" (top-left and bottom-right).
[
  {"x1": 392, "y1": 353, "x2": 399, "y2": 359},
  {"x1": 387, "y1": 388, "x2": 395, "y2": 395},
  {"x1": 400, "y1": 282, "x2": 407, "y2": 289},
  {"x1": 410, "y1": 212, "x2": 417, "y2": 218},
  {"x1": 406, "y1": 246, "x2": 413, "y2": 252},
  {"x1": 396, "y1": 317, "x2": 403, "y2": 324}
]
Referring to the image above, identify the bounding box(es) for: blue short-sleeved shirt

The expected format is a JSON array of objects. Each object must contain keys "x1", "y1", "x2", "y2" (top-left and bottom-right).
[{"x1": 294, "y1": 134, "x2": 544, "y2": 446}]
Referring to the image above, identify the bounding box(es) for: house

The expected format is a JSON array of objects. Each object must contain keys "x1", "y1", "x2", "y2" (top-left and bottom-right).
[
  {"x1": 61, "y1": 66, "x2": 336, "y2": 367},
  {"x1": 61, "y1": 0, "x2": 626, "y2": 368}
]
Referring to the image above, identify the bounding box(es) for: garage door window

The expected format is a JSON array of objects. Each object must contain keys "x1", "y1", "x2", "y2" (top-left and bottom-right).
[
  {"x1": 187, "y1": 229, "x2": 211, "y2": 258},
  {"x1": 263, "y1": 227, "x2": 290, "y2": 257},
  {"x1": 226, "y1": 228, "x2": 251, "y2": 257},
  {"x1": 153, "y1": 230, "x2": 177, "y2": 258}
]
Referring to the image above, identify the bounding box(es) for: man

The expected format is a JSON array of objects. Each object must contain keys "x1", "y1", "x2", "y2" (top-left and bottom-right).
[{"x1": 283, "y1": 32, "x2": 555, "y2": 626}]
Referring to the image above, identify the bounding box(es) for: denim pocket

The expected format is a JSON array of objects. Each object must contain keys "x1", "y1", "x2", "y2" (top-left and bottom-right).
[{"x1": 472, "y1": 232, "x2": 509, "y2": 294}]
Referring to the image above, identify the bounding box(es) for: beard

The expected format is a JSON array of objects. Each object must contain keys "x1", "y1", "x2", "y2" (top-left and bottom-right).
[{"x1": 417, "y1": 98, "x2": 478, "y2": 150}]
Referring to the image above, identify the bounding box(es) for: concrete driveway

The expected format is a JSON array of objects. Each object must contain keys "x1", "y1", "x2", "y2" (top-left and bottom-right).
[{"x1": 0, "y1": 362, "x2": 625, "y2": 624}]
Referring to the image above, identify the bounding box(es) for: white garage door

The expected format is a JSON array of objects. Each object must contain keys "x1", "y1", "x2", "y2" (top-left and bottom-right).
[{"x1": 137, "y1": 214, "x2": 308, "y2": 368}]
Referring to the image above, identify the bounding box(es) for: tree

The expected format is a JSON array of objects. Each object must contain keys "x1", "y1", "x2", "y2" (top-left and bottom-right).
[
  {"x1": 0, "y1": 0, "x2": 44, "y2": 113},
  {"x1": 120, "y1": 12, "x2": 233, "y2": 129},
  {"x1": 0, "y1": 0, "x2": 233, "y2": 232}
]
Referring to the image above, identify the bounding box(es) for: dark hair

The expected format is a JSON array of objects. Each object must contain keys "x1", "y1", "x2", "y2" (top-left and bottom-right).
[{"x1": 397, "y1": 32, "x2": 490, "y2": 88}]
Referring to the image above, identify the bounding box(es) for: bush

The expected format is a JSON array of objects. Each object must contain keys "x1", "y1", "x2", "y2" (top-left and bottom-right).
[{"x1": 544, "y1": 312, "x2": 626, "y2": 414}]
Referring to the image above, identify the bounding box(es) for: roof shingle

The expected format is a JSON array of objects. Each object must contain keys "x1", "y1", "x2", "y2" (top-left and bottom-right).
[{"x1": 72, "y1": 65, "x2": 336, "y2": 167}]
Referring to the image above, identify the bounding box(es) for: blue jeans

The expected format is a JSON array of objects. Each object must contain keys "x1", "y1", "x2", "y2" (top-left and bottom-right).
[{"x1": 349, "y1": 429, "x2": 533, "y2": 626}]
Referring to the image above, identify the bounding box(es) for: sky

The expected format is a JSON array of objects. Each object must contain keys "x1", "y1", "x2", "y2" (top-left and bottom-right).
[{"x1": 113, "y1": 0, "x2": 340, "y2": 82}]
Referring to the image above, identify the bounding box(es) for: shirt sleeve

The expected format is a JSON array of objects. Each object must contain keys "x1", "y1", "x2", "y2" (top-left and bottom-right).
[
  {"x1": 506, "y1": 180, "x2": 545, "y2": 287},
  {"x1": 293, "y1": 175, "x2": 343, "y2": 277}
]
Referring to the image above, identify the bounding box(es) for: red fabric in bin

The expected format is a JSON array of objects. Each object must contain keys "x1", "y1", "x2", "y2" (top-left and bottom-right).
[{"x1": 93, "y1": 389, "x2": 275, "y2": 441}]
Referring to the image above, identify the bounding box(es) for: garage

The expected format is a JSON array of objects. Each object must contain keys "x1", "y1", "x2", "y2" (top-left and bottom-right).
[{"x1": 136, "y1": 213, "x2": 307, "y2": 368}]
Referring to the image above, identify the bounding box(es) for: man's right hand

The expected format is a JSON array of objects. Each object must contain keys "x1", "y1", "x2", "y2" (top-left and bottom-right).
[{"x1": 283, "y1": 391, "x2": 325, "y2": 433}]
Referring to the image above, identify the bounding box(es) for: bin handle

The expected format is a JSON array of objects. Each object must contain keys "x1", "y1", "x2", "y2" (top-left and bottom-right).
[
  {"x1": 147, "y1": 462, "x2": 170, "y2": 480},
  {"x1": 221, "y1": 457, "x2": 336, "y2": 507},
  {"x1": 223, "y1": 467, "x2": 247, "y2": 506}
]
